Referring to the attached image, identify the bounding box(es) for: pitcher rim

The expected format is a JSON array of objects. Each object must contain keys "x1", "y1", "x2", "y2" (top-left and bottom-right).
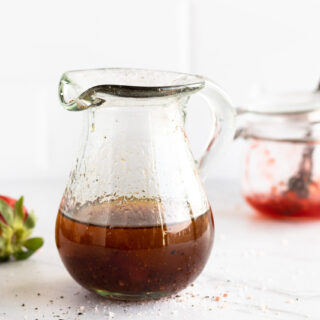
[{"x1": 59, "y1": 68, "x2": 206, "y2": 111}]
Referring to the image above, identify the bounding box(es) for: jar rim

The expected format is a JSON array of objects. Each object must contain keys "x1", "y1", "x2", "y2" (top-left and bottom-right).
[
  {"x1": 238, "y1": 91, "x2": 320, "y2": 116},
  {"x1": 236, "y1": 90, "x2": 320, "y2": 142}
]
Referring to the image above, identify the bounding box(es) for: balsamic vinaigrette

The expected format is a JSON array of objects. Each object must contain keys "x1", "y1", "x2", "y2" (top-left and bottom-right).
[{"x1": 55, "y1": 198, "x2": 214, "y2": 300}]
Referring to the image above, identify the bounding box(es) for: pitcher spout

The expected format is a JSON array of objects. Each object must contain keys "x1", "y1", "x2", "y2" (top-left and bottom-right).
[{"x1": 58, "y1": 68, "x2": 205, "y2": 111}]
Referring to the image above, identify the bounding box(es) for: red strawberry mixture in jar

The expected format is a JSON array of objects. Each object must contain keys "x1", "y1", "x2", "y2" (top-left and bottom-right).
[{"x1": 245, "y1": 181, "x2": 320, "y2": 220}]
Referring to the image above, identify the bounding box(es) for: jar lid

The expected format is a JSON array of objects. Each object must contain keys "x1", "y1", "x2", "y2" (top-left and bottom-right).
[{"x1": 236, "y1": 90, "x2": 320, "y2": 142}]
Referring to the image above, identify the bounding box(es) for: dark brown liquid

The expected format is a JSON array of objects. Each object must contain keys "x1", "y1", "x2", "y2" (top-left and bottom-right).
[{"x1": 55, "y1": 199, "x2": 214, "y2": 300}]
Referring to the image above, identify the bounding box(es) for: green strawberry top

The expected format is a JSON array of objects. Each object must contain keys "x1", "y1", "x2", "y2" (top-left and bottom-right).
[{"x1": 0, "y1": 196, "x2": 44, "y2": 262}]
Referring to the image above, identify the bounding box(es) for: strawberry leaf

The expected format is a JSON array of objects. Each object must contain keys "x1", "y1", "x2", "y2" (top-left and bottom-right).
[
  {"x1": 23, "y1": 237, "x2": 43, "y2": 251},
  {"x1": 13, "y1": 250, "x2": 35, "y2": 261},
  {"x1": 14, "y1": 196, "x2": 25, "y2": 224},
  {"x1": 0, "y1": 221, "x2": 10, "y2": 234},
  {"x1": 24, "y1": 211, "x2": 36, "y2": 229},
  {"x1": 0, "y1": 199, "x2": 14, "y2": 226}
]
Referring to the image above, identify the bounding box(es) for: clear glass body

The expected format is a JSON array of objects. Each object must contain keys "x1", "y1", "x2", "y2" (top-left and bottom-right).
[
  {"x1": 55, "y1": 68, "x2": 235, "y2": 300},
  {"x1": 243, "y1": 139, "x2": 320, "y2": 220}
]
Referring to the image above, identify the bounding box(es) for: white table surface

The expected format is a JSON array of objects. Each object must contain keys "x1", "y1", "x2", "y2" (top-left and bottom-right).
[{"x1": 0, "y1": 179, "x2": 319, "y2": 320}]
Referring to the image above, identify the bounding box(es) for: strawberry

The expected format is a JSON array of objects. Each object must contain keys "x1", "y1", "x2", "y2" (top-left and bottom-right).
[{"x1": 0, "y1": 196, "x2": 44, "y2": 262}]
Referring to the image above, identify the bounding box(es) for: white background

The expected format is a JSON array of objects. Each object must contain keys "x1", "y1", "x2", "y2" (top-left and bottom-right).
[{"x1": 0, "y1": 0, "x2": 319, "y2": 182}]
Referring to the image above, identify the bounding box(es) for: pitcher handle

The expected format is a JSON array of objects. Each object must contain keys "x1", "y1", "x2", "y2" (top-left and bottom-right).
[{"x1": 195, "y1": 78, "x2": 236, "y2": 180}]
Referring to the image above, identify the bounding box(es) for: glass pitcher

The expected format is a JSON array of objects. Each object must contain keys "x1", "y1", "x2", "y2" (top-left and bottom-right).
[{"x1": 55, "y1": 68, "x2": 235, "y2": 300}]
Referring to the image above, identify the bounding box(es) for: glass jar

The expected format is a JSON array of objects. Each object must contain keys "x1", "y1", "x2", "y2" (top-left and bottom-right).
[{"x1": 237, "y1": 91, "x2": 320, "y2": 220}]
